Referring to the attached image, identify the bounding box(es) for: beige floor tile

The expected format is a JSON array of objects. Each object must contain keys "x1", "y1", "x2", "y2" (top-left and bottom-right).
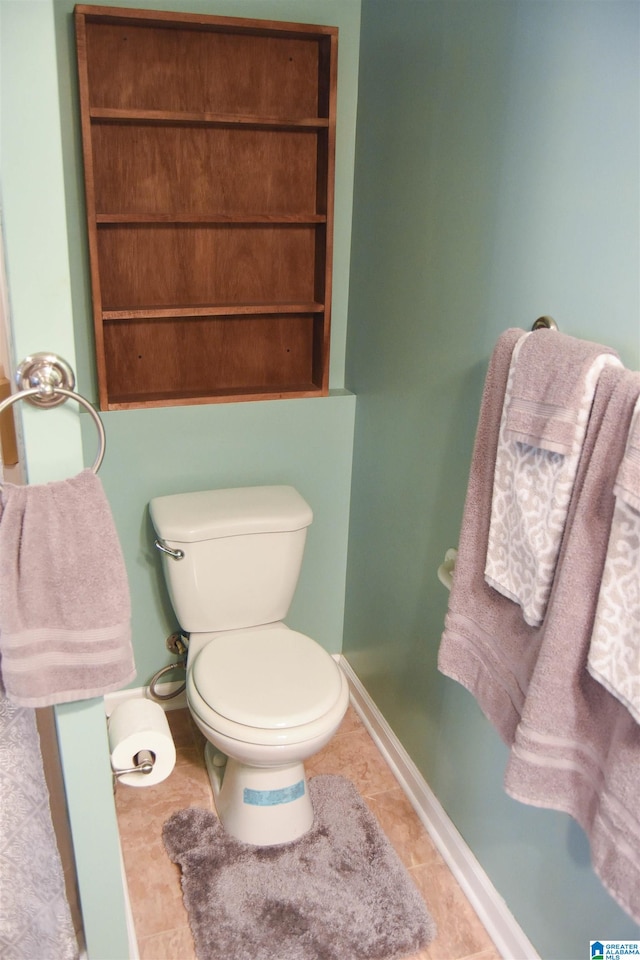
[
  {"x1": 138, "y1": 923, "x2": 197, "y2": 960},
  {"x1": 365, "y1": 786, "x2": 441, "y2": 869},
  {"x1": 165, "y1": 708, "x2": 195, "y2": 750},
  {"x1": 465, "y1": 952, "x2": 504, "y2": 960},
  {"x1": 403, "y1": 944, "x2": 434, "y2": 960},
  {"x1": 410, "y1": 860, "x2": 498, "y2": 960},
  {"x1": 173, "y1": 742, "x2": 208, "y2": 771},
  {"x1": 306, "y1": 725, "x2": 399, "y2": 797},
  {"x1": 125, "y1": 847, "x2": 188, "y2": 942},
  {"x1": 116, "y1": 753, "x2": 214, "y2": 942},
  {"x1": 115, "y1": 757, "x2": 213, "y2": 847},
  {"x1": 117, "y1": 705, "x2": 500, "y2": 960},
  {"x1": 334, "y1": 703, "x2": 366, "y2": 737}
]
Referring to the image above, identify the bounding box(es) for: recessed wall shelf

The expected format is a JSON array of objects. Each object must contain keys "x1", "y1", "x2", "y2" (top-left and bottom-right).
[{"x1": 74, "y1": 5, "x2": 338, "y2": 410}]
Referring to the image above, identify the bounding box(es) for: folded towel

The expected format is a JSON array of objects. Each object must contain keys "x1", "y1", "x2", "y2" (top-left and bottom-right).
[
  {"x1": 503, "y1": 329, "x2": 621, "y2": 454},
  {"x1": 502, "y1": 366, "x2": 640, "y2": 925},
  {"x1": 438, "y1": 328, "x2": 540, "y2": 746},
  {"x1": 485, "y1": 330, "x2": 620, "y2": 626},
  {"x1": 0, "y1": 469, "x2": 135, "y2": 707},
  {"x1": 587, "y1": 393, "x2": 640, "y2": 723}
]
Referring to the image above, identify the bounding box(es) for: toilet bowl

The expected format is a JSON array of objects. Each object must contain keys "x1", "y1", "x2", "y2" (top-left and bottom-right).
[
  {"x1": 186, "y1": 625, "x2": 349, "y2": 845},
  {"x1": 149, "y1": 485, "x2": 349, "y2": 846}
]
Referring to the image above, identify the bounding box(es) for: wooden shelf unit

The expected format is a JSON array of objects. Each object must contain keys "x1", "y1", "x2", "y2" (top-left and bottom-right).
[{"x1": 74, "y1": 5, "x2": 337, "y2": 410}]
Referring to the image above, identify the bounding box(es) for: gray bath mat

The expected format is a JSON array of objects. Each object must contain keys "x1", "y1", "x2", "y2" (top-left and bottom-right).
[{"x1": 163, "y1": 774, "x2": 436, "y2": 960}]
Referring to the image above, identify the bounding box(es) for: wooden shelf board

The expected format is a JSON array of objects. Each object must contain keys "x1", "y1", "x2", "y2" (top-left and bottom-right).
[
  {"x1": 90, "y1": 108, "x2": 329, "y2": 129},
  {"x1": 96, "y1": 214, "x2": 327, "y2": 225},
  {"x1": 102, "y1": 303, "x2": 324, "y2": 321},
  {"x1": 105, "y1": 383, "x2": 324, "y2": 410},
  {"x1": 77, "y1": 5, "x2": 338, "y2": 41}
]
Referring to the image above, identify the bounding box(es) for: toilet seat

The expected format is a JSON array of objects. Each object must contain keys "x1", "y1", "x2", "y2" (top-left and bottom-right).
[{"x1": 188, "y1": 627, "x2": 348, "y2": 747}]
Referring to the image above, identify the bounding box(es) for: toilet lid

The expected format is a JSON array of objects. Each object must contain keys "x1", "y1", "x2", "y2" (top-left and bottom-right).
[{"x1": 191, "y1": 627, "x2": 343, "y2": 729}]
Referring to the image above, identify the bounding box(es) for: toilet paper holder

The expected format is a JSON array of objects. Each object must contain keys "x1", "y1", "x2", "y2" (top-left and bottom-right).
[{"x1": 111, "y1": 749, "x2": 155, "y2": 780}]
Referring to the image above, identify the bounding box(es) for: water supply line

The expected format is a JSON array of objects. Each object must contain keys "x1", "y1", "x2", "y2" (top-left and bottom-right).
[{"x1": 148, "y1": 631, "x2": 188, "y2": 702}]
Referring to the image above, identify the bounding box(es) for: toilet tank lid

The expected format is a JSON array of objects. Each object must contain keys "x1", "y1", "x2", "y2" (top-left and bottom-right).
[{"x1": 149, "y1": 485, "x2": 313, "y2": 542}]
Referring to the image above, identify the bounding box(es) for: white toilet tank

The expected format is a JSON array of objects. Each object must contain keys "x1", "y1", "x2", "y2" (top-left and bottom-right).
[{"x1": 149, "y1": 486, "x2": 313, "y2": 633}]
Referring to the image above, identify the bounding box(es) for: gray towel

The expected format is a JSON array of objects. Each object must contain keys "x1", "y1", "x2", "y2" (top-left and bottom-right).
[
  {"x1": 438, "y1": 327, "x2": 534, "y2": 745},
  {"x1": 0, "y1": 469, "x2": 135, "y2": 707},
  {"x1": 439, "y1": 350, "x2": 640, "y2": 923},
  {"x1": 485, "y1": 331, "x2": 621, "y2": 625},
  {"x1": 587, "y1": 395, "x2": 640, "y2": 722},
  {"x1": 503, "y1": 366, "x2": 640, "y2": 924},
  {"x1": 503, "y1": 328, "x2": 620, "y2": 454}
]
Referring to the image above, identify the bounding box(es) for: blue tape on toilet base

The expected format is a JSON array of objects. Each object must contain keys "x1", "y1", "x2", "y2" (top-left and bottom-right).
[{"x1": 243, "y1": 780, "x2": 305, "y2": 807}]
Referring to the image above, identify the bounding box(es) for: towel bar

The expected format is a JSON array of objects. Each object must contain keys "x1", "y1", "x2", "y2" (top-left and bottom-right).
[
  {"x1": 532, "y1": 316, "x2": 558, "y2": 331},
  {"x1": 437, "y1": 548, "x2": 457, "y2": 591},
  {"x1": 0, "y1": 353, "x2": 105, "y2": 474}
]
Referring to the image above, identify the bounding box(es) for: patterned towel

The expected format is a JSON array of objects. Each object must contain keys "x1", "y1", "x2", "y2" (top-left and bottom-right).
[
  {"x1": 588, "y1": 392, "x2": 640, "y2": 722},
  {"x1": 485, "y1": 330, "x2": 620, "y2": 626}
]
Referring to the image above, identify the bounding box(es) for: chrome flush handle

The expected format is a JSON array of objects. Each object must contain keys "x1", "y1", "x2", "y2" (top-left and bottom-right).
[{"x1": 154, "y1": 539, "x2": 184, "y2": 561}]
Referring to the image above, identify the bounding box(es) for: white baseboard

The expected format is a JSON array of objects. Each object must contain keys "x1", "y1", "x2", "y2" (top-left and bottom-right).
[
  {"x1": 337, "y1": 656, "x2": 540, "y2": 960},
  {"x1": 106, "y1": 662, "x2": 539, "y2": 960}
]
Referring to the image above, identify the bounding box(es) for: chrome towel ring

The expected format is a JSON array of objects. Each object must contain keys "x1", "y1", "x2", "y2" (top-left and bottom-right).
[{"x1": 0, "y1": 353, "x2": 105, "y2": 474}]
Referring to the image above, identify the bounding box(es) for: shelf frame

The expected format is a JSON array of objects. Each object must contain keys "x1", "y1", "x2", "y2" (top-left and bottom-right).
[{"x1": 75, "y1": 5, "x2": 337, "y2": 410}]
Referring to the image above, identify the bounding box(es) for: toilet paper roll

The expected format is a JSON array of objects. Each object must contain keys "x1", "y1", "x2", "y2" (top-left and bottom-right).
[{"x1": 108, "y1": 698, "x2": 176, "y2": 787}]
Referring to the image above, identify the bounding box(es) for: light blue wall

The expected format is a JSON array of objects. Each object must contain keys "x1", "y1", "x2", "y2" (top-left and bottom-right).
[
  {"x1": 344, "y1": 2, "x2": 640, "y2": 959},
  {"x1": 52, "y1": 0, "x2": 361, "y2": 686},
  {"x1": 1, "y1": 3, "x2": 129, "y2": 957},
  {"x1": 3, "y1": 1, "x2": 359, "y2": 956},
  {"x1": 5, "y1": 0, "x2": 640, "y2": 957},
  {"x1": 80, "y1": 394, "x2": 356, "y2": 682}
]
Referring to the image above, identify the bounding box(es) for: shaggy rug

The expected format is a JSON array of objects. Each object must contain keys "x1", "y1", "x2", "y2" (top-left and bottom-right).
[{"x1": 162, "y1": 774, "x2": 437, "y2": 960}]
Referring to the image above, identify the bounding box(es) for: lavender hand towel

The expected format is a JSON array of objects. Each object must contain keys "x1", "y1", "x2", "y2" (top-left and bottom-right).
[
  {"x1": 438, "y1": 328, "x2": 539, "y2": 746},
  {"x1": 485, "y1": 330, "x2": 620, "y2": 626},
  {"x1": 0, "y1": 469, "x2": 135, "y2": 707},
  {"x1": 503, "y1": 328, "x2": 620, "y2": 453},
  {"x1": 587, "y1": 394, "x2": 640, "y2": 723},
  {"x1": 503, "y1": 366, "x2": 640, "y2": 924}
]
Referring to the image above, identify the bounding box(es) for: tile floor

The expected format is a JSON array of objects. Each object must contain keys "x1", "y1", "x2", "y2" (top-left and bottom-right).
[{"x1": 115, "y1": 703, "x2": 502, "y2": 960}]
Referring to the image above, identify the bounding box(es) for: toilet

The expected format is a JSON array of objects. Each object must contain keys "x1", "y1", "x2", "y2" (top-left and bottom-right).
[{"x1": 149, "y1": 485, "x2": 349, "y2": 846}]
